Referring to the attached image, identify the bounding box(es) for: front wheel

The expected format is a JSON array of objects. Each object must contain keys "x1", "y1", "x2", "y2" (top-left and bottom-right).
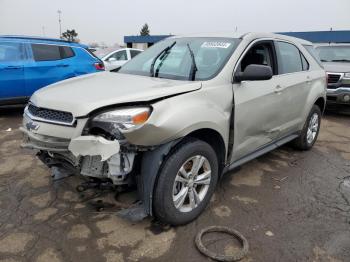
[
  {"x1": 153, "y1": 138, "x2": 218, "y2": 225},
  {"x1": 293, "y1": 105, "x2": 322, "y2": 150}
]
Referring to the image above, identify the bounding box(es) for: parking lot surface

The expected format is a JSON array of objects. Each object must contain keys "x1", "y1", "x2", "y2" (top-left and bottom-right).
[{"x1": 0, "y1": 109, "x2": 349, "y2": 262}]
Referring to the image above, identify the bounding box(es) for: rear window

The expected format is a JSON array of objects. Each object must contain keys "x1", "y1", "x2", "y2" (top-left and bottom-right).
[
  {"x1": 84, "y1": 48, "x2": 100, "y2": 60},
  {"x1": 31, "y1": 44, "x2": 75, "y2": 61}
]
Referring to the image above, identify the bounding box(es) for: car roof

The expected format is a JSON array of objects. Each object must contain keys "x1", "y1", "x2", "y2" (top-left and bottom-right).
[
  {"x1": 314, "y1": 43, "x2": 350, "y2": 47},
  {"x1": 169, "y1": 32, "x2": 313, "y2": 45},
  {"x1": 0, "y1": 35, "x2": 88, "y2": 48}
]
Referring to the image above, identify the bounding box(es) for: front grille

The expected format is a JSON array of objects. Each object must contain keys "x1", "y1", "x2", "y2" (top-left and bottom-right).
[
  {"x1": 327, "y1": 96, "x2": 337, "y2": 101},
  {"x1": 327, "y1": 73, "x2": 341, "y2": 84},
  {"x1": 27, "y1": 104, "x2": 74, "y2": 124}
]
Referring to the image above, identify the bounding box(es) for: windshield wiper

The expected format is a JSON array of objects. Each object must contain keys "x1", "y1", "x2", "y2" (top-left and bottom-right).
[
  {"x1": 321, "y1": 59, "x2": 329, "y2": 62},
  {"x1": 186, "y1": 43, "x2": 197, "y2": 81},
  {"x1": 150, "y1": 41, "x2": 176, "y2": 77},
  {"x1": 331, "y1": 59, "x2": 350, "y2": 62}
]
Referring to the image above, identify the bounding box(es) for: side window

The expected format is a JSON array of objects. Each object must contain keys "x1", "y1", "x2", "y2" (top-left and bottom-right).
[
  {"x1": 31, "y1": 44, "x2": 61, "y2": 61},
  {"x1": 60, "y1": 46, "x2": 75, "y2": 59},
  {"x1": 275, "y1": 42, "x2": 303, "y2": 74},
  {"x1": 130, "y1": 50, "x2": 141, "y2": 58},
  {"x1": 0, "y1": 42, "x2": 25, "y2": 62},
  {"x1": 239, "y1": 42, "x2": 276, "y2": 74},
  {"x1": 110, "y1": 50, "x2": 128, "y2": 61},
  {"x1": 300, "y1": 53, "x2": 309, "y2": 71}
]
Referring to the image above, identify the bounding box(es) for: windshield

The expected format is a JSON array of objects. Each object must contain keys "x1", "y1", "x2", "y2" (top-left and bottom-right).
[
  {"x1": 118, "y1": 37, "x2": 240, "y2": 81},
  {"x1": 316, "y1": 46, "x2": 350, "y2": 62}
]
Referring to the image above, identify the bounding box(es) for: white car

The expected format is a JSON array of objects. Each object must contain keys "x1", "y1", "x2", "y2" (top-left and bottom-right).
[
  {"x1": 99, "y1": 48, "x2": 143, "y2": 71},
  {"x1": 22, "y1": 32, "x2": 326, "y2": 225}
]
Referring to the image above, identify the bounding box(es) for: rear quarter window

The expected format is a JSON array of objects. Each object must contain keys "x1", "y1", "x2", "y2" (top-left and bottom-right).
[
  {"x1": 60, "y1": 46, "x2": 75, "y2": 59},
  {"x1": 303, "y1": 45, "x2": 323, "y2": 67},
  {"x1": 130, "y1": 50, "x2": 142, "y2": 58}
]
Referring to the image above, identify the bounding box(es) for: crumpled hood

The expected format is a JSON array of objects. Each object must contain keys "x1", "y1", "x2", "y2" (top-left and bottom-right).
[
  {"x1": 30, "y1": 72, "x2": 201, "y2": 117},
  {"x1": 322, "y1": 62, "x2": 350, "y2": 73}
]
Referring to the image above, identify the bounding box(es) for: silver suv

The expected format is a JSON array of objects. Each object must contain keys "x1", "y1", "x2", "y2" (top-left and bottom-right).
[
  {"x1": 21, "y1": 33, "x2": 326, "y2": 225},
  {"x1": 315, "y1": 43, "x2": 350, "y2": 105}
]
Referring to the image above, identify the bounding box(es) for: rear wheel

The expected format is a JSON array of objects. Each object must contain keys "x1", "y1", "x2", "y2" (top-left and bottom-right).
[
  {"x1": 153, "y1": 138, "x2": 218, "y2": 225},
  {"x1": 293, "y1": 105, "x2": 321, "y2": 150}
]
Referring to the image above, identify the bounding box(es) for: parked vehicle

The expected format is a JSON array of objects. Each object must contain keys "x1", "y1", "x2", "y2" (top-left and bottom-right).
[
  {"x1": 315, "y1": 43, "x2": 350, "y2": 106},
  {"x1": 0, "y1": 36, "x2": 104, "y2": 106},
  {"x1": 21, "y1": 33, "x2": 326, "y2": 225},
  {"x1": 97, "y1": 48, "x2": 143, "y2": 71}
]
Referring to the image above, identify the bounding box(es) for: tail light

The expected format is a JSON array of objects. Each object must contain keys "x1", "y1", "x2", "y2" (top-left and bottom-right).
[{"x1": 94, "y1": 62, "x2": 105, "y2": 71}]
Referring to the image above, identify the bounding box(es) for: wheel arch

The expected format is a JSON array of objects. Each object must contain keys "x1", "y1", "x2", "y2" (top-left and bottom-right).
[
  {"x1": 185, "y1": 128, "x2": 227, "y2": 176},
  {"x1": 138, "y1": 127, "x2": 227, "y2": 217},
  {"x1": 314, "y1": 96, "x2": 326, "y2": 114}
]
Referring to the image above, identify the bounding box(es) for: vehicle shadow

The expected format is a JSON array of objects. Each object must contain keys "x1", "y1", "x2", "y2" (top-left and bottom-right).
[
  {"x1": 0, "y1": 106, "x2": 25, "y2": 118},
  {"x1": 325, "y1": 105, "x2": 350, "y2": 117}
]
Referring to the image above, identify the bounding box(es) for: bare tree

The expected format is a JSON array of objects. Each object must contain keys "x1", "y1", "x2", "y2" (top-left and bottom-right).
[
  {"x1": 61, "y1": 29, "x2": 78, "y2": 42},
  {"x1": 140, "y1": 23, "x2": 150, "y2": 36}
]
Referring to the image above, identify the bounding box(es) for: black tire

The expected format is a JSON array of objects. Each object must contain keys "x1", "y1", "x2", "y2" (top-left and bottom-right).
[
  {"x1": 293, "y1": 105, "x2": 322, "y2": 150},
  {"x1": 153, "y1": 138, "x2": 218, "y2": 225}
]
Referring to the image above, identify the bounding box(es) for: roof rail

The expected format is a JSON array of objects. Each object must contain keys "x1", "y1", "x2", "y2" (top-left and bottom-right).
[{"x1": 0, "y1": 35, "x2": 74, "y2": 43}]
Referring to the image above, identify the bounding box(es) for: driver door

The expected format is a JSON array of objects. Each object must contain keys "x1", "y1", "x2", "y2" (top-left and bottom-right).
[{"x1": 230, "y1": 40, "x2": 284, "y2": 162}]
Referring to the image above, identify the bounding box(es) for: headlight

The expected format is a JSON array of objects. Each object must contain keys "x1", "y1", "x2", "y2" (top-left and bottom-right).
[
  {"x1": 93, "y1": 107, "x2": 151, "y2": 131},
  {"x1": 344, "y1": 72, "x2": 350, "y2": 78}
]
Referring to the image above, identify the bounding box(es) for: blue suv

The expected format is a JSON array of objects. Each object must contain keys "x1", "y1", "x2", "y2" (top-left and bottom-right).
[{"x1": 0, "y1": 36, "x2": 104, "y2": 106}]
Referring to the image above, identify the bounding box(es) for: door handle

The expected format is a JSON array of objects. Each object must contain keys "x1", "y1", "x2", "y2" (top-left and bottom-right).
[
  {"x1": 274, "y1": 85, "x2": 283, "y2": 94},
  {"x1": 57, "y1": 64, "x2": 69, "y2": 67},
  {"x1": 306, "y1": 76, "x2": 311, "y2": 84},
  {"x1": 5, "y1": 66, "x2": 22, "y2": 69}
]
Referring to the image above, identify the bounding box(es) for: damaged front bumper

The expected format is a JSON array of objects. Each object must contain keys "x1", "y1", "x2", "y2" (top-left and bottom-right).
[
  {"x1": 21, "y1": 116, "x2": 136, "y2": 185},
  {"x1": 20, "y1": 110, "x2": 178, "y2": 219}
]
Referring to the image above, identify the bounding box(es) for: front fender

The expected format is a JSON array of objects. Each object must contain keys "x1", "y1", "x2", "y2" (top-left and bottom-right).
[
  {"x1": 122, "y1": 86, "x2": 232, "y2": 150},
  {"x1": 139, "y1": 139, "x2": 181, "y2": 215}
]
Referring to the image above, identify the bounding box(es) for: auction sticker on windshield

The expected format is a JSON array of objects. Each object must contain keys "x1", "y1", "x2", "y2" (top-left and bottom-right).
[{"x1": 201, "y1": 42, "x2": 231, "y2": 48}]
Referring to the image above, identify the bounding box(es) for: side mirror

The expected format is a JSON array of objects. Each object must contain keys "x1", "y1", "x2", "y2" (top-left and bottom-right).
[
  {"x1": 107, "y1": 57, "x2": 117, "y2": 62},
  {"x1": 235, "y1": 64, "x2": 273, "y2": 82}
]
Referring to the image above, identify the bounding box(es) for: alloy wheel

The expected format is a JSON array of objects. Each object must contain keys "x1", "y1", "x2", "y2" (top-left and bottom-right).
[
  {"x1": 172, "y1": 155, "x2": 212, "y2": 213},
  {"x1": 306, "y1": 112, "x2": 319, "y2": 144}
]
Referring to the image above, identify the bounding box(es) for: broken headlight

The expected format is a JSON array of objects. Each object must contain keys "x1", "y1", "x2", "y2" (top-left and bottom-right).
[{"x1": 92, "y1": 107, "x2": 151, "y2": 132}]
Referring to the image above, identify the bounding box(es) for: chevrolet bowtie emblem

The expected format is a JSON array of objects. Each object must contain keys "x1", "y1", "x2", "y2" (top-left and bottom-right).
[{"x1": 26, "y1": 121, "x2": 40, "y2": 131}]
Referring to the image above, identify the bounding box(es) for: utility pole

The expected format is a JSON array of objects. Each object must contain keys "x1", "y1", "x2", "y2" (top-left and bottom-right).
[
  {"x1": 42, "y1": 26, "x2": 46, "y2": 37},
  {"x1": 57, "y1": 10, "x2": 62, "y2": 38}
]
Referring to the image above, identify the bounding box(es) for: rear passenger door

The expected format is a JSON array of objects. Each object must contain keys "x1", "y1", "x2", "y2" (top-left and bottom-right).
[
  {"x1": 0, "y1": 41, "x2": 26, "y2": 101},
  {"x1": 273, "y1": 41, "x2": 311, "y2": 136},
  {"x1": 25, "y1": 44, "x2": 76, "y2": 96}
]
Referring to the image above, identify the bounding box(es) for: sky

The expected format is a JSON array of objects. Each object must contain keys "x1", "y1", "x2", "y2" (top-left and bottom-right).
[{"x1": 0, "y1": 0, "x2": 349, "y2": 46}]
